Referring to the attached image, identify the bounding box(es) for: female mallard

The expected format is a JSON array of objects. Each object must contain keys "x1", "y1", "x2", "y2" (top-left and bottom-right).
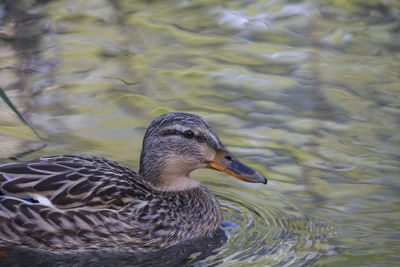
[{"x1": 0, "y1": 112, "x2": 266, "y2": 250}]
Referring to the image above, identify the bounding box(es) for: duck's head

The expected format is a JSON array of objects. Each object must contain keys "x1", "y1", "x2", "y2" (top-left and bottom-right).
[{"x1": 139, "y1": 112, "x2": 267, "y2": 191}]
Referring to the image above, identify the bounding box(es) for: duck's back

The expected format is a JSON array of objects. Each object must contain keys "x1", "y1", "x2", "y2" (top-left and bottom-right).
[{"x1": 0, "y1": 155, "x2": 150, "y2": 209}]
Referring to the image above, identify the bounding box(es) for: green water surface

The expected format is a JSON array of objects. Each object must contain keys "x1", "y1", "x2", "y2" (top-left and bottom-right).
[{"x1": 0, "y1": 0, "x2": 399, "y2": 266}]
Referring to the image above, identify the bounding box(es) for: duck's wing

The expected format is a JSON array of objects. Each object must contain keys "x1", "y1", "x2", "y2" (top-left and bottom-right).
[{"x1": 0, "y1": 155, "x2": 150, "y2": 210}]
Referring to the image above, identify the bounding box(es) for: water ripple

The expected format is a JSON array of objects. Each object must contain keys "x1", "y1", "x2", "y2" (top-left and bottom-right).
[{"x1": 202, "y1": 190, "x2": 336, "y2": 266}]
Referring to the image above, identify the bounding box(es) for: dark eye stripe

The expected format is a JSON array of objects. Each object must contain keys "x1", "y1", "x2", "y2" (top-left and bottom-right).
[
  {"x1": 161, "y1": 129, "x2": 198, "y2": 139},
  {"x1": 160, "y1": 129, "x2": 181, "y2": 136},
  {"x1": 160, "y1": 129, "x2": 217, "y2": 150}
]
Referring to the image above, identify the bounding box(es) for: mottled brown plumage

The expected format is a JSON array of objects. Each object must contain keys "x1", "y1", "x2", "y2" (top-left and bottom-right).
[{"x1": 0, "y1": 112, "x2": 266, "y2": 250}]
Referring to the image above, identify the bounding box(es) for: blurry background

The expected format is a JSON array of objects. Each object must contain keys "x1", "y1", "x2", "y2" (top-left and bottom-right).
[{"x1": 0, "y1": 0, "x2": 399, "y2": 266}]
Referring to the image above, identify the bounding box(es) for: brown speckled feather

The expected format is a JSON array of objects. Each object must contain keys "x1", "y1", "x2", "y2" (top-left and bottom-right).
[
  {"x1": 0, "y1": 155, "x2": 145, "y2": 209},
  {"x1": 0, "y1": 155, "x2": 222, "y2": 250}
]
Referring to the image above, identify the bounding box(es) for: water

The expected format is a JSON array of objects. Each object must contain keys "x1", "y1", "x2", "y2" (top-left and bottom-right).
[{"x1": 0, "y1": 0, "x2": 399, "y2": 266}]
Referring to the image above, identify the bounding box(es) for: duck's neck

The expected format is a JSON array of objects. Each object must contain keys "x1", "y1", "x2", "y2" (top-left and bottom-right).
[{"x1": 139, "y1": 152, "x2": 202, "y2": 191}]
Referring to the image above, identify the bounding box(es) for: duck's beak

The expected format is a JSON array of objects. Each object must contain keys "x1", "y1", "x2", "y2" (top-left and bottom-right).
[{"x1": 206, "y1": 148, "x2": 267, "y2": 184}]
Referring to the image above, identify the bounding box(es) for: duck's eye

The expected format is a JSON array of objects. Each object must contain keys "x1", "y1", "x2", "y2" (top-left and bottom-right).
[{"x1": 183, "y1": 130, "x2": 194, "y2": 138}]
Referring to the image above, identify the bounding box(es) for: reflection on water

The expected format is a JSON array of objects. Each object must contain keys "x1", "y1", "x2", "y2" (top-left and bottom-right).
[
  {"x1": 1, "y1": 0, "x2": 400, "y2": 266},
  {"x1": 1, "y1": 229, "x2": 226, "y2": 266}
]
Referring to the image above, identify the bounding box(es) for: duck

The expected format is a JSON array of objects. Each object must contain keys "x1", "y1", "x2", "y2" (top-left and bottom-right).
[{"x1": 0, "y1": 112, "x2": 267, "y2": 251}]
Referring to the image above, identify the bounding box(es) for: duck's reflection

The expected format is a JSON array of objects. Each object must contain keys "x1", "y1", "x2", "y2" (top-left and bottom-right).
[{"x1": 0, "y1": 228, "x2": 227, "y2": 267}]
